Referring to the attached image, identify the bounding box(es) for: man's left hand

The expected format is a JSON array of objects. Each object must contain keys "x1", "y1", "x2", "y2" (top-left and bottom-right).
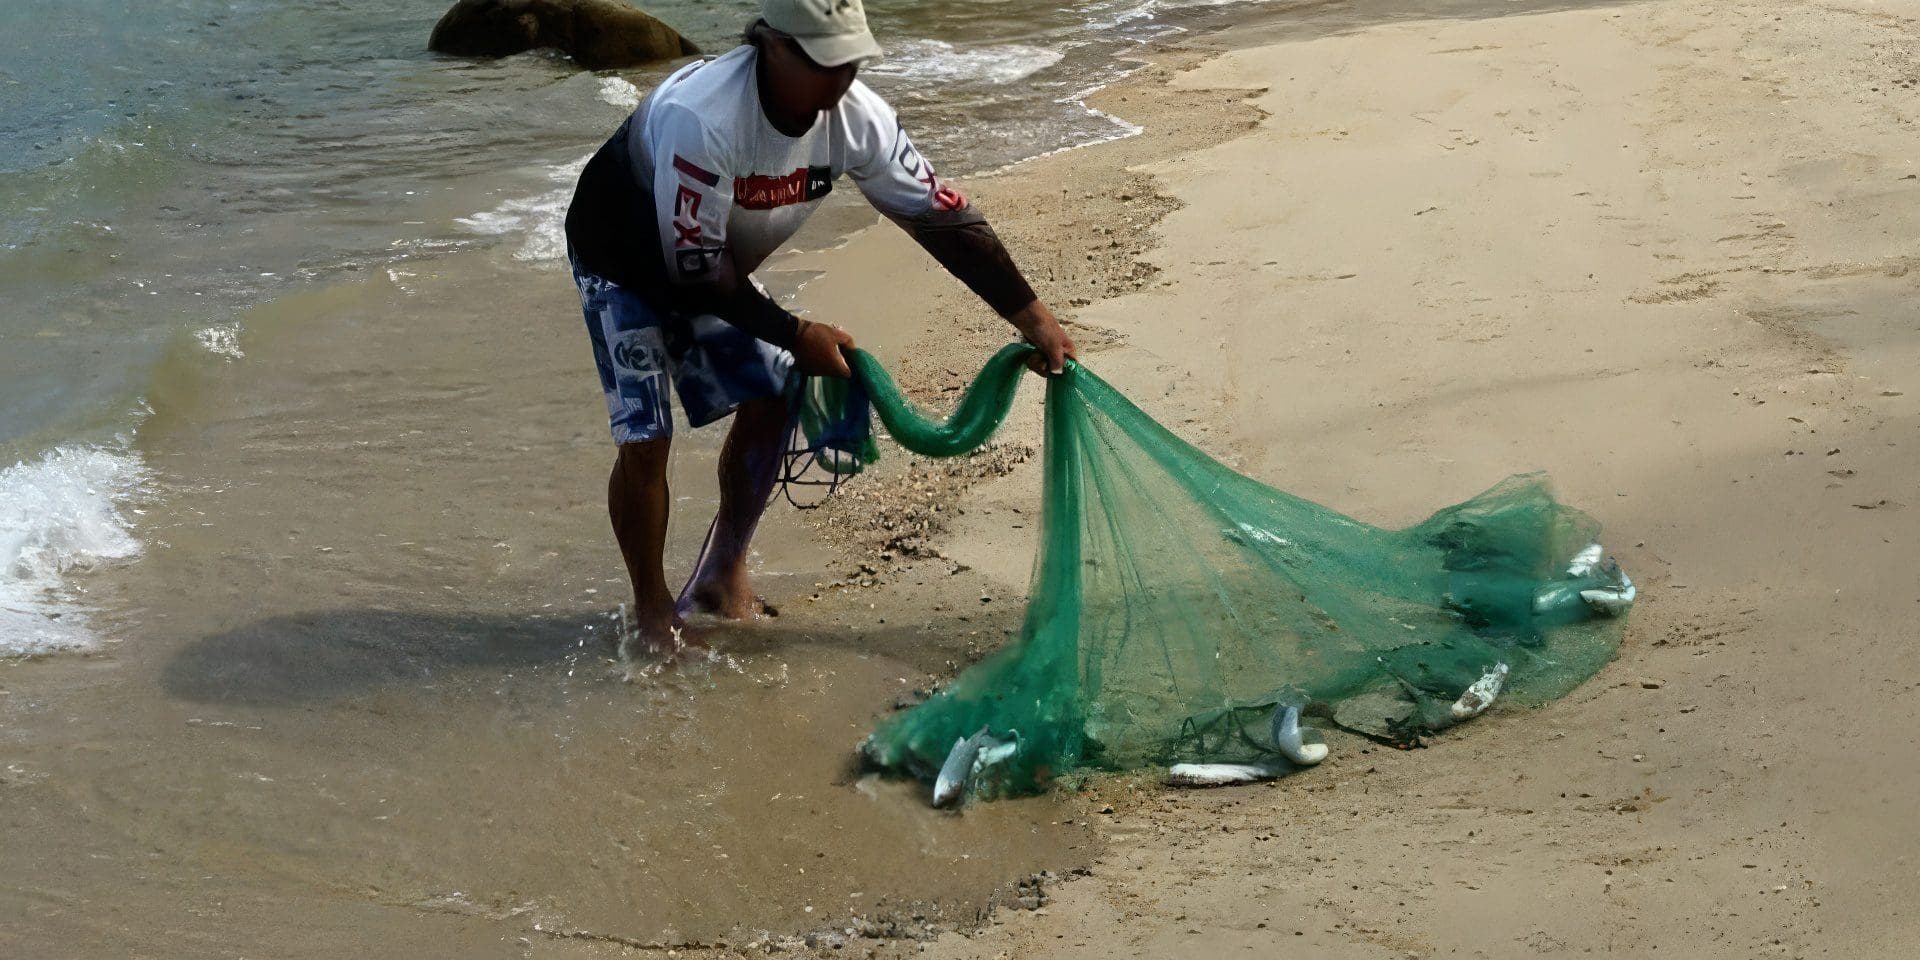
[{"x1": 1008, "y1": 301, "x2": 1077, "y2": 376}]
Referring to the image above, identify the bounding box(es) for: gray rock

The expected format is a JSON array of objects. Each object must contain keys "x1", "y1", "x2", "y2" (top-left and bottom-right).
[{"x1": 429, "y1": 0, "x2": 698, "y2": 70}]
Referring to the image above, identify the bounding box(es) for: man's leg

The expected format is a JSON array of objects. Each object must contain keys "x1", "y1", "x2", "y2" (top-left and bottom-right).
[
  {"x1": 569, "y1": 253, "x2": 684, "y2": 657},
  {"x1": 610, "y1": 439, "x2": 682, "y2": 656},
  {"x1": 682, "y1": 395, "x2": 789, "y2": 619}
]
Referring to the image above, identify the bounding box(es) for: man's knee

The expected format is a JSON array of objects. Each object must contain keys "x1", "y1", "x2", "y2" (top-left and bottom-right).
[{"x1": 614, "y1": 439, "x2": 671, "y2": 481}]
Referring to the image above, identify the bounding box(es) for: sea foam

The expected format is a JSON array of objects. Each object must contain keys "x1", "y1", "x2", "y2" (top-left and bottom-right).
[
  {"x1": 0, "y1": 444, "x2": 146, "y2": 656},
  {"x1": 454, "y1": 155, "x2": 590, "y2": 264},
  {"x1": 867, "y1": 40, "x2": 1066, "y2": 85},
  {"x1": 195, "y1": 323, "x2": 245, "y2": 360},
  {"x1": 597, "y1": 76, "x2": 642, "y2": 110}
]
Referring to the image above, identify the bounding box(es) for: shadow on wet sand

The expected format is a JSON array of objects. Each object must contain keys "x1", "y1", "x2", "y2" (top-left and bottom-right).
[{"x1": 159, "y1": 605, "x2": 1007, "y2": 706}]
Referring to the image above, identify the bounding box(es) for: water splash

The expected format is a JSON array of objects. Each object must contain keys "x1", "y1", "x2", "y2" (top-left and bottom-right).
[{"x1": 0, "y1": 443, "x2": 146, "y2": 655}]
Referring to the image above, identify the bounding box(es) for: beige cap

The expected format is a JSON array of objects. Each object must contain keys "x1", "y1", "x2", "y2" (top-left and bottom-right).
[{"x1": 763, "y1": 0, "x2": 883, "y2": 68}]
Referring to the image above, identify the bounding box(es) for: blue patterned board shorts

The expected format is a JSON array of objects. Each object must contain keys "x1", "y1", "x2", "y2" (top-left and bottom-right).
[{"x1": 570, "y1": 255, "x2": 793, "y2": 444}]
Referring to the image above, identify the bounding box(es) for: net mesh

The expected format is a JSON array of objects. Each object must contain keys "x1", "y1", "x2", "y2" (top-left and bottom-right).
[{"x1": 829, "y1": 346, "x2": 1627, "y2": 799}]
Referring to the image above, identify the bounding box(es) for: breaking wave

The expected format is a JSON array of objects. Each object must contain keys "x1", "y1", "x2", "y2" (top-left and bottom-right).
[
  {"x1": 867, "y1": 40, "x2": 1065, "y2": 85},
  {"x1": 453, "y1": 155, "x2": 590, "y2": 265},
  {"x1": 0, "y1": 443, "x2": 146, "y2": 656}
]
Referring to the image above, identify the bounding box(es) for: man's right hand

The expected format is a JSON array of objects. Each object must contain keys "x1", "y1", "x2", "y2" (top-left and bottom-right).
[{"x1": 792, "y1": 318, "x2": 855, "y2": 379}]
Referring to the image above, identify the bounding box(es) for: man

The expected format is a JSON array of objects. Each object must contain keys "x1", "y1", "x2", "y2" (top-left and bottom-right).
[{"x1": 564, "y1": 0, "x2": 1075, "y2": 658}]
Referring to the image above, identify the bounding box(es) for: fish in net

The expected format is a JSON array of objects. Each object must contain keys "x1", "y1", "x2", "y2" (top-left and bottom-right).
[{"x1": 794, "y1": 345, "x2": 1631, "y2": 803}]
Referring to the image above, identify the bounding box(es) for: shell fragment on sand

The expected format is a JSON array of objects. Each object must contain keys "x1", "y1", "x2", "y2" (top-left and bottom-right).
[
  {"x1": 932, "y1": 727, "x2": 1018, "y2": 808},
  {"x1": 1451, "y1": 662, "x2": 1510, "y2": 720}
]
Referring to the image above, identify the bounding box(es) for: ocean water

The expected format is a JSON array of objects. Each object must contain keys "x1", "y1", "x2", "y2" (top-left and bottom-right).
[{"x1": 0, "y1": 0, "x2": 1273, "y2": 654}]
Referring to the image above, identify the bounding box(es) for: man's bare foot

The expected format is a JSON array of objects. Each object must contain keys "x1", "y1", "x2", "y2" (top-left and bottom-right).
[{"x1": 688, "y1": 573, "x2": 779, "y2": 621}]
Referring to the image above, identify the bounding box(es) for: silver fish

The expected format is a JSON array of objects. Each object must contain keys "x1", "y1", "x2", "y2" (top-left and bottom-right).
[
  {"x1": 1270, "y1": 703, "x2": 1328, "y2": 766},
  {"x1": 1580, "y1": 560, "x2": 1636, "y2": 617},
  {"x1": 1168, "y1": 703, "x2": 1325, "y2": 787},
  {"x1": 1451, "y1": 662, "x2": 1510, "y2": 719},
  {"x1": 932, "y1": 726, "x2": 1017, "y2": 808},
  {"x1": 1566, "y1": 543, "x2": 1605, "y2": 578},
  {"x1": 1167, "y1": 762, "x2": 1284, "y2": 787}
]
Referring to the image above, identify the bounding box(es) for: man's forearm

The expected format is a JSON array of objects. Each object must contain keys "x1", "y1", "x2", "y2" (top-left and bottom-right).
[
  {"x1": 901, "y1": 211, "x2": 1038, "y2": 319},
  {"x1": 712, "y1": 283, "x2": 802, "y2": 350}
]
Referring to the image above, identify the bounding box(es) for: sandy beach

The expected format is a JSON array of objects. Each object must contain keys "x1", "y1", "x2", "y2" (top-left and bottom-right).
[
  {"x1": 5, "y1": 0, "x2": 1919, "y2": 956},
  {"x1": 900, "y1": 0, "x2": 1920, "y2": 956}
]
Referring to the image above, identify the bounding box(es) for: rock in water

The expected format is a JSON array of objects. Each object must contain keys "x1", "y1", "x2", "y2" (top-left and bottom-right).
[{"x1": 429, "y1": 0, "x2": 699, "y2": 70}]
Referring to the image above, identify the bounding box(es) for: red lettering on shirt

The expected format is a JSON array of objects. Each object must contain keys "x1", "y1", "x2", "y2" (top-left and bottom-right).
[
  {"x1": 894, "y1": 136, "x2": 960, "y2": 211},
  {"x1": 734, "y1": 167, "x2": 832, "y2": 210},
  {"x1": 672, "y1": 185, "x2": 703, "y2": 248},
  {"x1": 735, "y1": 169, "x2": 811, "y2": 210}
]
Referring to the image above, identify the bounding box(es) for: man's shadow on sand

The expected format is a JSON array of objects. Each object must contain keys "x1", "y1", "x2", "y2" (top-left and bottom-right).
[{"x1": 159, "y1": 606, "x2": 1007, "y2": 706}]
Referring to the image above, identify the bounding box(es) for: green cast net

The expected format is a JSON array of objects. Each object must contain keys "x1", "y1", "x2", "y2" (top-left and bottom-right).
[{"x1": 793, "y1": 345, "x2": 1630, "y2": 800}]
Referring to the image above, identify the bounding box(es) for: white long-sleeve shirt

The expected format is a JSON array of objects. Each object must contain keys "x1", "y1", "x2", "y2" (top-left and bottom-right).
[
  {"x1": 634, "y1": 46, "x2": 963, "y2": 281},
  {"x1": 566, "y1": 45, "x2": 1033, "y2": 345}
]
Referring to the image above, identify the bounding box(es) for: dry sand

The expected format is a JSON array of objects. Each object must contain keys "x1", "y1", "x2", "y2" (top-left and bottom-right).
[
  {"x1": 879, "y1": 0, "x2": 1920, "y2": 956},
  {"x1": 5, "y1": 0, "x2": 1918, "y2": 956}
]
